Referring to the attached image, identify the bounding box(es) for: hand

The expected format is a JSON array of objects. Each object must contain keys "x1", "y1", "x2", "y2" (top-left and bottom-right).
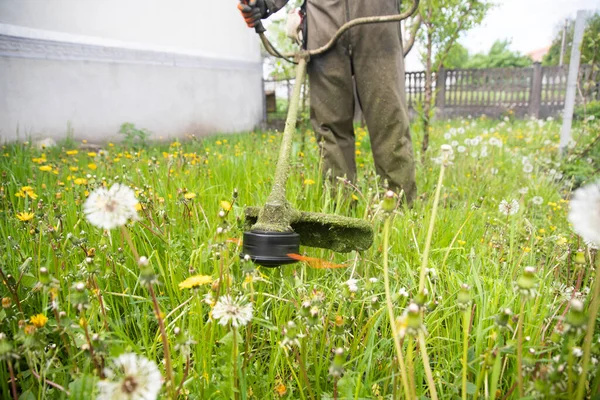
[{"x1": 237, "y1": 0, "x2": 267, "y2": 29}]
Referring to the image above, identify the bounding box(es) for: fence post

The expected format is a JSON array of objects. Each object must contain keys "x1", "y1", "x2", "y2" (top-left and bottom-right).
[
  {"x1": 435, "y1": 68, "x2": 446, "y2": 117},
  {"x1": 529, "y1": 62, "x2": 543, "y2": 119}
]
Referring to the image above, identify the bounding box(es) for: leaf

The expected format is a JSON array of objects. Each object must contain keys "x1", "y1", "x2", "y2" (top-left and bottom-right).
[
  {"x1": 18, "y1": 391, "x2": 35, "y2": 400},
  {"x1": 466, "y1": 382, "x2": 477, "y2": 395},
  {"x1": 69, "y1": 374, "x2": 98, "y2": 400}
]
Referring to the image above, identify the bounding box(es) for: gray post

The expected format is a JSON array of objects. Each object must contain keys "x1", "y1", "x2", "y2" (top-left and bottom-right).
[
  {"x1": 435, "y1": 68, "x2": 446, "y2": 117},
  {"x1": 560, "y1": 10, "x2": 589, "y2": 154},
  {"x1": 529, "y1": 62, "x2": 543, "y2": 119},
  {"x1": 559, "y1": 19, "x2": 568, "y2": 66}
]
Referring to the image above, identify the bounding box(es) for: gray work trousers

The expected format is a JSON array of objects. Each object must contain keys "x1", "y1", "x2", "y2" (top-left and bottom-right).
[{"x1": 305, "y1": 0, "x2": 417, "y2": 203}]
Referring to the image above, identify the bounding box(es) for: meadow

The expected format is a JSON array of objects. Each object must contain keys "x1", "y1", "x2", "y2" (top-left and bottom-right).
[{"x1": 0, "y1": 116, "x2": 599, "y2": 399}]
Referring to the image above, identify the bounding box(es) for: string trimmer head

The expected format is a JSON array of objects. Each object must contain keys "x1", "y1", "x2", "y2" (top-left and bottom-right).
[{"x1": 241, "y1": 57, "x2": 373, "y2": 267}]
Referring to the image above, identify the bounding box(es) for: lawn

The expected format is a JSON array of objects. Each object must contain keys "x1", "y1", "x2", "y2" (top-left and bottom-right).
[{"x1": 0, "y1": 117, "x2": 599, "y2": 399}]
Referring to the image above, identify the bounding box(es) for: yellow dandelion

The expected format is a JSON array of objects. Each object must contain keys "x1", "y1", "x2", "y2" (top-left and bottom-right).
[
  {"x1": 178, "y1": 275, "x2": 213, "y2": 289},
  {"x1": 30, "y1": 313, "x2": 48, "y2": 328},
  {"x1": 87, "y1": 152, "x2": 97, "y2": 157},
  {"x1": 220, "y1": 200, "x2": 232, "y2": 211},
  {"x1": 88, "y1": 163, "x2": 97, "y2": 170},
  {"x1": 66, "y1": 150, "x2": 78, "y2": 155},
  {"x1": 351, "y1": 194, "x2": 359, "y2": 201},
  {"x1": 74, "y1": 178, "x2": 87, "y2": 185},
  {"x1": 184, "y1": 192, "x2": 196, "y2": 200},
  {"x1": 69, "y1": 166, "x2": 79, "y2": 172},
  {"x1": 39, "y1": 165, "x2": 53, "y2": 172},
  {"x1": 16, "y1": 212, "x2": 34, "y2": 222},
  {"x1": 303, "y1": 179, "x2": 315, "y2": 185}
]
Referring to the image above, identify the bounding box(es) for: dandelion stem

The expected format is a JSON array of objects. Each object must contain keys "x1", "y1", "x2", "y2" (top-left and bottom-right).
[
  {"x1": 148, "y1": 284, "x2": 175, "y2": 399},
  {"x1": 516, "y1": 300, "x2": 525, "y2": 398},
  {"x1": 576, "y1": 253, "x2": 600, "y2": 400},
  {"x1": 7, "y1": 359, "x2": 18, "y2": 400},
  {"x1": 232, "y1": 326, "x2": 239, "y2": 400},
  {"x1": 382, "y1": 215, "x2": 412, "y2": 399},
  {"x1": 419, "y1": 163, "x2": 445, "y2": 294},
  {"x1": 462, "y1": 307, "x2": 470, "y2": 400},
  {"x1": 120, "y1": 226, "x2": 139, "y2": 262},
  {"x1": 418, "y1": 330, "x2": 439, "y2": 400}
]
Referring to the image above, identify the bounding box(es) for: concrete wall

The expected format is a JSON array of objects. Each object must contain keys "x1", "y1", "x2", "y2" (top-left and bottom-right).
[{"x1": 0, "y1": 0, "x2": 264, "y2": 142}]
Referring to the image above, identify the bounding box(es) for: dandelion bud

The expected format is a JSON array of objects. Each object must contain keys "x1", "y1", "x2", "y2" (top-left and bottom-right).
[
  {"x1": 218, "y1": 210, "x2": 226, "y2": 219},
  {"x1": 174, "y1": 327, "x2": 181, "y2": 336},
  {"x1": 59, "y1": 311, "x2": 66, "y2": 318},
  {"x1": 457, "y1": 283, "x2": 471, "y2": 310},
  {"x1": 232, "y1": 188, "x2": 238, "y2": 199},
  {"x1": 495, "y1": 308, "x2": 512, "y2": 328},
  {"x1": 138, "y1": 256, "x2": 149, "y2": 267},
  {"x1": 414, "y1": 288, "x2": 428, "y2": 306},
  {"x1": 565, "y1": 299, "x2": 587, "y2": 333},
  {"x1": 139, "y1": 266, "x2": 158, "y2": 286},
  {"x1": 406, "y1": 303, "x2": 424, "y2": 335},
  {"x1": 334, "y1": 315, "x2": 345, "y2": 336},
  {"x1": 516, "y1": 267, "x2": 537, "y2": 298},
  {"x1": 39, "y1": 267, "x2": 51, "y2": 285},
  {"x1": 92, "y1": 333, "x2": 100, "y2": 342},
  {"x1": 329, "y1": 347, "x2": 345, "y2": 378},
  {"x1": 574, "y1": 250, "x2": 586, "y2": 265},
  {"x1": 2, "y1": 297, "x2": 11, "y2": 308},
  {"x1": 71, "y1": 282, "x2": 90, "y2": 312},
  {"x1": 300, "y1": 300, "x2": 311, "y2": 319},
  {"x1": 85, "y1": 257, "x2": 93, "y2": 264},
  {"x1": 381, "y1": 190, "x2": 396, "y2": 213},
  {"x1": 75, "y1": 282, "x2": 86, "y2": 292}
]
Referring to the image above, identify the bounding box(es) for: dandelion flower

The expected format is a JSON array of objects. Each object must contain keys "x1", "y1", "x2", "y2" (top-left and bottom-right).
[
  {"x1": 97, "y1": 353, "x2": 162, "y2": 400},
  {"x1": 30, "y1": 313, "x2": 48, "y2": 328},
  {"x1": 83, "y1": 183, "x2": 139, "y2": 230},
  {"x1": 303, "y1": 179, "x2": 315, "y2": 185},
  {"x1": 523, "y1": 164, "x2": 534, "y2": 174},
  {"x1": 568, "y1": 180, "x2": 600, "y2": 246},
  {"x1": 499, "y1": 199, "x2": 519, "y2": 216},
  {"x1": 178, "y1": 274, "x2": 213, "y2": 289},
  {"x1": 344, "y1": 278, "x2": 359, "y2": 293},
  {"x1": 212, "y1": 295, "x2": 253, "y2": 328},
  {"x1": 16, "y1": 212, "x2": 34, "y2": 222}
]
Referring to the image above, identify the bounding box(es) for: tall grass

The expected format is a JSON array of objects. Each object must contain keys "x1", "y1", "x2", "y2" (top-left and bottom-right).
[{"x1": 0, "y1": 117, "x2": 598, "y2": 399}]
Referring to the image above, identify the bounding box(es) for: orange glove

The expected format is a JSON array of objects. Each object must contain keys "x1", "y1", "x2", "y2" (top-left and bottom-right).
[{"x1": 237, "y1": 0, "x2": 266, "y2": 29}]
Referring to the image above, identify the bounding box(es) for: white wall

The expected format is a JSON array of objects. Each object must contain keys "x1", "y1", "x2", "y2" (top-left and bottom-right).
[{"x1": 0, "y1": 0, "x2": 264, "y2": 142}]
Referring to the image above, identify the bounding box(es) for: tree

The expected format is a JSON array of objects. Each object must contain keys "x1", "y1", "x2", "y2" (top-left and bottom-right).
[
  {"x1": 433, "y1": 42, "x2": 469, "y2": 70},
  {"x1": 544, "y1": 12, "x2": 600, "y2": 66},
  {"x1": 418, "y1": 0, "x2": 493, "y2": 154},
  {"x1": 465, "y1": 40, "x2": 533, "y2": 69}
]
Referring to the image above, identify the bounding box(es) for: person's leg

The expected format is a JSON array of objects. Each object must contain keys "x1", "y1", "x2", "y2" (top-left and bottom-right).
[
  {"x1": 306, "y1": 0, "x2": 357, "y2": 183},
  {"x1": 349, "y1": 0, "x2": 417, "y2": 203}
]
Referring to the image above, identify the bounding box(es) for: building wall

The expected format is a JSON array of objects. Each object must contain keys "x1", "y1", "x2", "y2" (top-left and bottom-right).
[{"x1": 0, "y1": 0, "x2": 264, "y2": 142}]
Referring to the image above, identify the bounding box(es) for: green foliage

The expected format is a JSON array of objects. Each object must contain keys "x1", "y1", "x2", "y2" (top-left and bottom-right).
[
  {"x1": 434, "y1": 42, "x2": 469, "y2": 69},
  {"x1": 543, "y1": 12, "x2": 600, "y2": 66},
  {"x1": 418, "y1": 0, "x2": 493, "y2": 70},
  {"x1": 574, "y1": 100, "x2": 600, "y2": 121},
  {"x1": 118, "y1": 122, "x2": 151, "y2": 149},
  {"x1": 465, "y1": 40, "x2": 533, "y2": 69}
]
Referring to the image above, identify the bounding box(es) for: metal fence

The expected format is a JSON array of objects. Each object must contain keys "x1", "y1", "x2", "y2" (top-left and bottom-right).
[
  {"x1": 264, "y1": 64, "x2": 600, "y2": 121},
  {"x1": 406, "y1": 64, "x2": 600, "y2": 119}
]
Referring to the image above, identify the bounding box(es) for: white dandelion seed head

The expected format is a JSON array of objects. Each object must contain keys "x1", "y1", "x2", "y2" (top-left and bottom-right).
[
  {"x1": 457, "y1": 145, "x2": 467, "y2": 153},
  {"x1": 345, "y1": 278, "x2": 359, "y2": 293},
  {"x1": 499, "y1": 199, "x2": 519, "y2": 216},
  {"x1": 212, "y1": 295, "x2": 253, "y2": 328},
  {"x1": 523, "y1": 164, "x2": 534, "y2": 174},
  {"x1": 518, "y1": 187, "x2": 529, "y2": 195},
  {"x1": 531, "y1": 196, "x2": 544, "y2": 205},
  {"x1": 97, "y1": 353, "x2": 162, "y2": 400},
  {"x1": 568, "y1": 180, "x2": 600, "y2": 246},
  {"x1": 83, "y1": 183, "x2": 139, "y2": 230}
]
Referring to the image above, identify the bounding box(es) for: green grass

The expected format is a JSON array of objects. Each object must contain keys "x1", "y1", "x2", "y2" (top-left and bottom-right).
[{"x1": 0, "y1": 118, "x2": 599, "y2": 399}]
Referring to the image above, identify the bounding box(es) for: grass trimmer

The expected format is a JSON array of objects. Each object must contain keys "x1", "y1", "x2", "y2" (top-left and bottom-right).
[{"x1": 241, "y1": 0, "x2": 419, "y2": 267}]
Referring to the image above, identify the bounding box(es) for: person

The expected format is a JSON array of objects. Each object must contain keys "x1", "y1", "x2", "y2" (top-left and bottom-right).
[{"x1": 238, "y1": 0, "x2": 417, "y2": 204}]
